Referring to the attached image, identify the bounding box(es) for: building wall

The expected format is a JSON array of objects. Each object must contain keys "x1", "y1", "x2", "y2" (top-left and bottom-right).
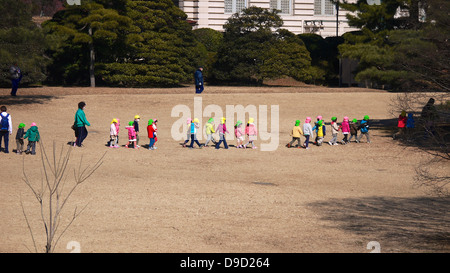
[{"x1": 179, "y1": 0, "x2": 359, "y2": 37}]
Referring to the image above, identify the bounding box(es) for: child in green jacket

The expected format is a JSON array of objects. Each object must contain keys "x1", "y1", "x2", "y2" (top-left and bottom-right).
[{"x1": 24, "y1": 122, "x2": 40, "y2": 155}]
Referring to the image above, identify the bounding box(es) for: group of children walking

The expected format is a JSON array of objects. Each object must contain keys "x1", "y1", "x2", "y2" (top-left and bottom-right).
[
  {"x1": 182, "y1": 117, "x2": 258, "y2": 149},
  {"x1": 286, "y1": 115, "x2": 371, "y2": 149},
  {"x1": 112, "y1": 114, "x2": 372, "y2": 151},
  {"x1": 2, "y1": 106, "x2": 373, "y2": 156},
  {"x1": 108, "y1": 115, "x2": 159, "y2": 150}
]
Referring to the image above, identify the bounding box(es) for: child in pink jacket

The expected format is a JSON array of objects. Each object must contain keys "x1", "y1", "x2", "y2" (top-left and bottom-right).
[
  {"x1": 115, "y1": 119, "x2": 120, "y2": 145},
  {"x1": 244, "y1": 117, "x2": 257, "y2": 149},
  {"x1": 340, "y1": 116, "x2": 350, "y2": 144},
  {"x1": 125, "y1": 121, "x2": 137, "y2": 149},
  {"x1": 235, "y1": 121, "x2": 244, "y2": 148}
]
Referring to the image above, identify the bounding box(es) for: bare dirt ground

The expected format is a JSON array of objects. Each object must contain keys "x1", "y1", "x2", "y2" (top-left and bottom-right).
[{"x1": 0, "y1": 85, "x2": 449, "y2": 253}]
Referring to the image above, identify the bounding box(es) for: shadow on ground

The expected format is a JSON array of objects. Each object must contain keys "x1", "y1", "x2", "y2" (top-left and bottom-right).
[
  {"x1": 307, "y1": 196, "x2": 450, "y2": 252},
  {"x1": 0, "y1": 95, "x2": 56, "y2": 106}
]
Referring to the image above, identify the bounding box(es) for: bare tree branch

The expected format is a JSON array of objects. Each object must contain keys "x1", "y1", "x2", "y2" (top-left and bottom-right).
[{"x1": 22, "y1": 140, "x2": 105, "y2": 253}]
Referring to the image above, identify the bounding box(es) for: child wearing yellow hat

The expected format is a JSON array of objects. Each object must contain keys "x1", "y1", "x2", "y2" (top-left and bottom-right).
[
  {"x1": 109, "y1": 119, "x2": 119, "y2": 148},
  {"x1": 215, "y1": 117, "x2": 229, "y2": 149},
  {"x1": 188, "y1": 118, "x2": 202, "y2": 148},
  {"x1": 393, "y1": 111, "x2": 407, "y2": 140},
  {"x1": 244, "y1": 117, "x2": 257, "y2": 149},
  {"x1": 133, "y1": 115, "x2": 141, "y2": 148}
]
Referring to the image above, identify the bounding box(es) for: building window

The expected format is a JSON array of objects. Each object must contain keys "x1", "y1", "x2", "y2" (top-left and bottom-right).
[
  {"x1": 270, "y1": 0, "x2": 291, "y2": 14},
  {"x1": 314, "y1": 0, "x2": 336, "y2": 16},
  {"x1": 225, "y1": 0, "x2": 247, "y2": 14}
]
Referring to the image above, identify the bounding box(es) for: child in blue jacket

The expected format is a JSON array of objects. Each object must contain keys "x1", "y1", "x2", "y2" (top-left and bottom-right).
[{"x1": 356, "y1": 115, "x2": 370, "y2": 143}]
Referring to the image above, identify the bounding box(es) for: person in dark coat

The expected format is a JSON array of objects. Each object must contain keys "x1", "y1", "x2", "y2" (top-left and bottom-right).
[
  {"x1": 421, "y1": 98, "x2": 439, "y2": 138},
  {"x1": 10, "y1": 63, "x2": 23, "y2": 96},
  {"x1": 194, "y1": 66, "x2": 204, "y2": 94}
]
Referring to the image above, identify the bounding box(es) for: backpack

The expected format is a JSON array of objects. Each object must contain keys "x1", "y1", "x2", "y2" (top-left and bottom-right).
[
  {"x1": 10, "y1": 66, "x2": 20, "y2": 80},
  {"x1": 1, "y1": 113, "x2": 10, "y2": 131},
  {"x1": 360, "y1": 120, "x2": 369, "y2": 133}
]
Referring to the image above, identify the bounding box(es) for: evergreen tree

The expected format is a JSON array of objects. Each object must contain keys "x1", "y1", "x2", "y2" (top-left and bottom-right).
[
  {"x1": 192, "y1": 28, "x2": 223, "y2": 81},
  {"x1": 44, "y1": 0, "x2": 203, "y2": 87},
  {"x1": 0, "y1": 0, "x2": 49, "y2": 87},
  {"x1": 43, "y1": 1, "x2": 132, "y2": 86},
  {"x1": 211, "y1": 7, "x2": 312, "y2": 85},
  {"x1": 338, "y1": 0, "x2": 448, "y2": 91},
  {"x1": 97, "y1": 0, "x2": 203, "y2": 86},
  {"x1": 298, "y1": 33, "x2": 344, "y2": 85}
]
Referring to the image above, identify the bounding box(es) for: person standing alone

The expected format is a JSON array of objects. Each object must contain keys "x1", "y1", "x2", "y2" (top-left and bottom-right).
[
  {"x1": 10, "y1": 63, "x2": 23, "y2": 96},
  {"x1": 194, "y1": 66, "x2": 204, "y2": 94}
]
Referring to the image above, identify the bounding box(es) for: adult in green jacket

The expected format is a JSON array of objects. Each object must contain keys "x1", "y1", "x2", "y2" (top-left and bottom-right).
[{"x1": 74, "y1": 101, "x2": 90, "y2": 147}]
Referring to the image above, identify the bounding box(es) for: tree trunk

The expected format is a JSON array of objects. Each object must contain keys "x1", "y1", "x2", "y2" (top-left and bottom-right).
[{"x1": 88, "y1": 26, "x2": 95, "y2": 88}]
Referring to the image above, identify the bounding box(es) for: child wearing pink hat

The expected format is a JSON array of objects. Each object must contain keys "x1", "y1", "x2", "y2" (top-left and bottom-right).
[
  {"x1": 302, "y1": 117, "x2": 313, "y2": 149},
  {"x1": 340, "y1": 116, "x2": 350, "y2": 144},
  {"x1": 24, "y1": 122, "x2": 40, "y2": 155}
]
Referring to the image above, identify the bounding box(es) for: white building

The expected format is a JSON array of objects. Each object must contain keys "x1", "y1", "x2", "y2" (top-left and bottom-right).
[{"x1": 176, "y1": 0, "x2": 359, "y2": 37}]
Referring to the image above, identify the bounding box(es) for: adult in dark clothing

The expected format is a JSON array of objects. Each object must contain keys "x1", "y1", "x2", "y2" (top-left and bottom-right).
[
  {"x1": 421, "y1": 98, "x2": 439, "y2": 138},
  {"x1": 10, "y1": 64, "x2": 23, "y2": 96},
  {"x1": 194, "y1": 66, "x2": 204, "y2": 94}
]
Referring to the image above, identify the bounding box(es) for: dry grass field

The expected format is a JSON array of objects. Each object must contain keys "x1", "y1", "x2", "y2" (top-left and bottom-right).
[{"x1": 0, "y1": 85, "x2": 448, "y2": 253}]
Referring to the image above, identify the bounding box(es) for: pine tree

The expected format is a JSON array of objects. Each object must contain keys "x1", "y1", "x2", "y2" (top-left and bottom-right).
[
  {"x1": 43, "y1": 1, "x2": 132, "y2": 86},
  {"x1": 338, "y1": 0, "x2": 448, "y2": 91},
  {"x1": 97, "y1": 0, "x2": 203, "y2": 87},
  {"x1": 0, "y1": 0, "x2": 49, "y2": 87},
  {"x1": 44, "y1": 0, "x2": 203, "y2": 87},
  {"x1": 210, "y1": 7, "x2": 312, "y2": 85}
]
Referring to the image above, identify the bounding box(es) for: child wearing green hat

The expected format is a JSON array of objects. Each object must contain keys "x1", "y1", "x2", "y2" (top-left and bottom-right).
[
  {"x1": 204, "y1": 118, "x2": 216, "y2": 147},
  {"x1": 348, "y1": 118, "x2": 359, "y2": 143},
  {"x1": 286, "y1": 120, "x2": 303, "y2": 148},
  {"x1": 147, "y1": 119, "x2": 156, "y2": 150},
  {"x1": 312, "y1": 120, "x2": 326, "y2": 146},
  {"x1": 235, "y1": 120, "x2": 244, "y2": 148},
  {"x1": 125, "y1": 121, "x2": 137, "y2": 149},
  {"x1": 356, "y1": 115, "x2": 371, "y2": 143},
  {"x1": 328, "y1": 117, "x2": 339, "y2": 146},
  {"x1": 15, "y1": 123, "x2": 26, "y2": 154}
]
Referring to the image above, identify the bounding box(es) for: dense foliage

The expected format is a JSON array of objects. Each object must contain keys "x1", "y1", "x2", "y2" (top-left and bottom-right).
[
  {"x1": 43, "y1": 0, "x2": 203, "y2": 87},
  {"x1": 338, "y1": 0, "x2": 449, "y2": 91},
  {"x1": 0, "y1": 0, "x2": 50, "y2": 87},
  {"x1": 209, "y1": 7, "x2": 312, "y2": 85}
]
